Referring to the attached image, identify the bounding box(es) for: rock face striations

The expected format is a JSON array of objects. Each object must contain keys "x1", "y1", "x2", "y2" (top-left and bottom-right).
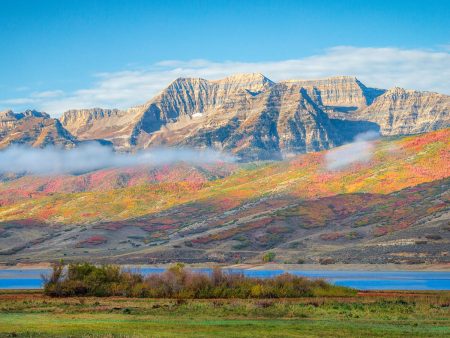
[
  {"x1": 284, "y1": 76, "x2": 385, "y2": 112},
  {"x1": 352, "y1": 87, "x2": 450, "y2": 135},
  {"x1": 0, "y1": 110, "x2": 77, "y2": 149},
  {"x1": 59, "y1": 108, "x2": 133, "y2": 148},
  {"x1": 2, "y1": 74, "x2": 450, "y2": 160}
]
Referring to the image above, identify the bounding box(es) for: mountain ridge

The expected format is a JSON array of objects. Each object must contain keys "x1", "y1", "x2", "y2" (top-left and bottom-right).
[{"x1": 1, "y1": 74, "x2": 449, "y2": 160}]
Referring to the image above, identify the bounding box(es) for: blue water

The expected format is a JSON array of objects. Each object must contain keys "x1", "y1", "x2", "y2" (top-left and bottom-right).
[{"x1": 1, "y1": 268, "x2": 449, "y2": 290}]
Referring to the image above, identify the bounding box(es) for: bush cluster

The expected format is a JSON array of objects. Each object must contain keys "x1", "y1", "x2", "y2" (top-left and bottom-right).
[{"x1": 43, "y1": 262, "x2": 356, "y2": 298}]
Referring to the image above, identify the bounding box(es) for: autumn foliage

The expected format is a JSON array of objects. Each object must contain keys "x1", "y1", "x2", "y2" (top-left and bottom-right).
[{"x1": 43, "y1": 262, "x2": 355, "y2": 298}]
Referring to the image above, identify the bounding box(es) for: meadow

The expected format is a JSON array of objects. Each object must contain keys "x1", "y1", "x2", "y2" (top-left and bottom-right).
[{"x1": 0, "y1": 290, "x2": 449, "y2": 337}]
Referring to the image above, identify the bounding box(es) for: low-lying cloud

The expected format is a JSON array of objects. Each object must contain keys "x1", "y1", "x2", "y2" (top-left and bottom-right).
[
  {"x1": 0, "y1": 144, "x2": 235, "y2": 175},
  {"x1": 325, "y1": 131, "x2": 380, "y2": 170},
  {"x1": 2, "y1": 46, "x2": 449, "y2": 115}
]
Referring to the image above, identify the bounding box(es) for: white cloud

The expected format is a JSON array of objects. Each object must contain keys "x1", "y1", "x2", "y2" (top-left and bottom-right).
[
  {"x1": 1, "y1": 46, "x2": 449, "y2": 115},
  {"x1": 30, "y1": 90, "x2": 65, "y2": 98},
  {"x1": 325, "y1": 131, "x2": 380, "y2": 170},
  {"x1": 0, "y1": 97, "x2": 36, "y2": 105},
  {"x1": 0, "y1": 143, "x2": 235, "y2": 175}
]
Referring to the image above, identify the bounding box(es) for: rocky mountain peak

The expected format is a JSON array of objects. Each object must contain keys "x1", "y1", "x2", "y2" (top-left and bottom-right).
[
  {"x1": 0, "y1": 109, "x2": 77, "y2": 149},
  {"x1": 383, "y1": 87, "x2": 427, "y2": 99},
  {"x1": 214, "y1": 72, "x2": 273, "y2": 85},
  {"x1": 0, "y1": 110, "x2": 49, "y2": 125},
  {"x1": 212, "y1": 73, "x2": 274, "y2": 96},
  {"x1": 20, "y1": 109, "x2": 50, "y2": 119},
  {"x1": 168, "y1": 76, "x2": 209, "y2": 87},
  {"x1": 0, "y1": 109, "x2": 14, "y2": 119}
]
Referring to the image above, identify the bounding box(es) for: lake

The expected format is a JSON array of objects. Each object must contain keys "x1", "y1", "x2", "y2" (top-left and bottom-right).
[{"x1": 0, "y1": 268, "x2": 449, "y2": 290}]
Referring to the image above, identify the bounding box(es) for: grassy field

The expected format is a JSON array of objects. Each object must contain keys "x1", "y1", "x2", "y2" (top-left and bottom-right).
[{"x1": 0, "y1": 291, "x2": 449, "y2": 337}]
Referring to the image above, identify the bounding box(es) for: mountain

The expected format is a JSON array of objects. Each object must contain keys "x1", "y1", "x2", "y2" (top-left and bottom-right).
[
  {"x1": 59, "y1": 74, "x2": 275, "y2": 149},
  {"x1": 0, "y1": 128, "x2": 448, "y2": 264},
  {"x1": 1, "y1": 75, "x2": 449, "y2": 265},
  {"x1": 58, "y1": 74, "x2": 449, "y2": 159},
  {"x1": 351, "y1": 87, "x2": 450, "y2": 135},
  {"x1": 2, "y1": 74, "x2": 450, "y2": 159},
  {"x1": 58, "y1": 75, "x2": 383, "y2": 159},
  {"x1": 0, "y1": 109, "x2": 77, "y2": 149},
  {"x1": 138, "y1": 82, "x2": 346, "y2": 160}
]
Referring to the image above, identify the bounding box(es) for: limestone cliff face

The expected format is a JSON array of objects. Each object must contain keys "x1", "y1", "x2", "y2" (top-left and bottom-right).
[
  {"x1": 285, "y1": 76, "x2": 385, "y2": 112},
  {"x1": 275, "y1": 85, "x2": 343, "y2": 155},
  {"x1": 0, "y1": 110, "x2": 20, "y2": 132},
  {"x1": 59, "y1": 108, "x2": 135, "y2": 148},
  {"x1": 136, "y1": 80, "x2": 360, "y2": 160},
  {"x1": 6, "y1": 73, "x2": 449, "y2": 160},
  {"x1": 0, "y1": 109, "x2": 50, "y2": 133},
  {"x1": 0, "y1": 110, "x2": 77, "y2": 149},
  {"x1": 133, "y1": 73, "x2": 274, "y2": 131},
  {"x1": 60, "y1": 108, "x2": 122, "y2": 137},
  {"x1": 353, "y1": 87, "x2": 450, "y2": 135}
]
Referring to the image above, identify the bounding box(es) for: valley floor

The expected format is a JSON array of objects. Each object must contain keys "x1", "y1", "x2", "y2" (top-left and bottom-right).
[{"x1": 0, "y1": 291, "x2": 449, "y2": 337}]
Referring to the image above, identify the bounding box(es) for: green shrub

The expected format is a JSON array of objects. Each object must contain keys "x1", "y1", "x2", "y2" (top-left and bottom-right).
[
  {"x1": 262, "y1": 252, "x2": 276, "y2": 263},
  {"x1": 43, "y1": 262, "x2": 356, "y2": 298}
]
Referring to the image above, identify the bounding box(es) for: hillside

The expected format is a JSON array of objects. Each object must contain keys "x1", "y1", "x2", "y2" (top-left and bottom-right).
[{"x1": 0, "y1": 129, "x2": 448, "y2": 264}]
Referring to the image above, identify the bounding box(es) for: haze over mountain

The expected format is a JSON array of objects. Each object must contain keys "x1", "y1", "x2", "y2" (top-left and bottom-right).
[{"x1": 1, "y1": 73, "x2": 449, "y2": 161}]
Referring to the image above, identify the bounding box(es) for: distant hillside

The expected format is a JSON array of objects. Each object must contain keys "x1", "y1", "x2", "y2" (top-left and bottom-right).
[{"x1": 0, "y1": 128, "x2": 448, "y2": 264}]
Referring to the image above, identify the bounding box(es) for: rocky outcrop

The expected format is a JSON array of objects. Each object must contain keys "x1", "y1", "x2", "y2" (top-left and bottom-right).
[
  {"x1": 352, "y1": 87, "x2": 450, "y2": 135},
  {"x1": 0, "y1": 110, "x2": 19, "y2": 133},
  {"x1": 0, "y1": 109, "x2": 50, "y2": 133},
  {"x1": 0, "y1": 110, "x2": 77, "y2": 149},
  {"x1": 285, "y1": 76, "x2": 385, "y2": 112},
  {"x1": 60, "y1": 108, "x2": 123, "y2": 136}
]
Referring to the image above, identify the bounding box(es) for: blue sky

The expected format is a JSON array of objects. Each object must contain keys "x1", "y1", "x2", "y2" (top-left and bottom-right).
[{"x1": 1, "y1": 0, "x2": 449, "y2": 114}]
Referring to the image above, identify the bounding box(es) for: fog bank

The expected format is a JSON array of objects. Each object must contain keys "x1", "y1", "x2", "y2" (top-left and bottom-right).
[
  {"x1": 325, "y1": 131, "x2": 380, "y2": 170},
  {"x1": 0, "y1": 144, "x2": 235, "y2": 175}
]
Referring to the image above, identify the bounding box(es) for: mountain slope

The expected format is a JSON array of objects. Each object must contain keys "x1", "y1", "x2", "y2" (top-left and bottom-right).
[{"x1": 0, "y1": 129, "x2": 448, "y2": 264}]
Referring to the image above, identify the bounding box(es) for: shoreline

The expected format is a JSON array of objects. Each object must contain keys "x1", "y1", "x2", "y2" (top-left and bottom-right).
[{"x1": 1, "y1": 262, "x2": 449, "y2": 271}]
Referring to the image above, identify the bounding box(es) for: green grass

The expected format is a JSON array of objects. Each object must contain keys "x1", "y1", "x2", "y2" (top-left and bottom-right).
[{"x1": 0, "y1": 292, "x2": 448, "y2": 337}]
